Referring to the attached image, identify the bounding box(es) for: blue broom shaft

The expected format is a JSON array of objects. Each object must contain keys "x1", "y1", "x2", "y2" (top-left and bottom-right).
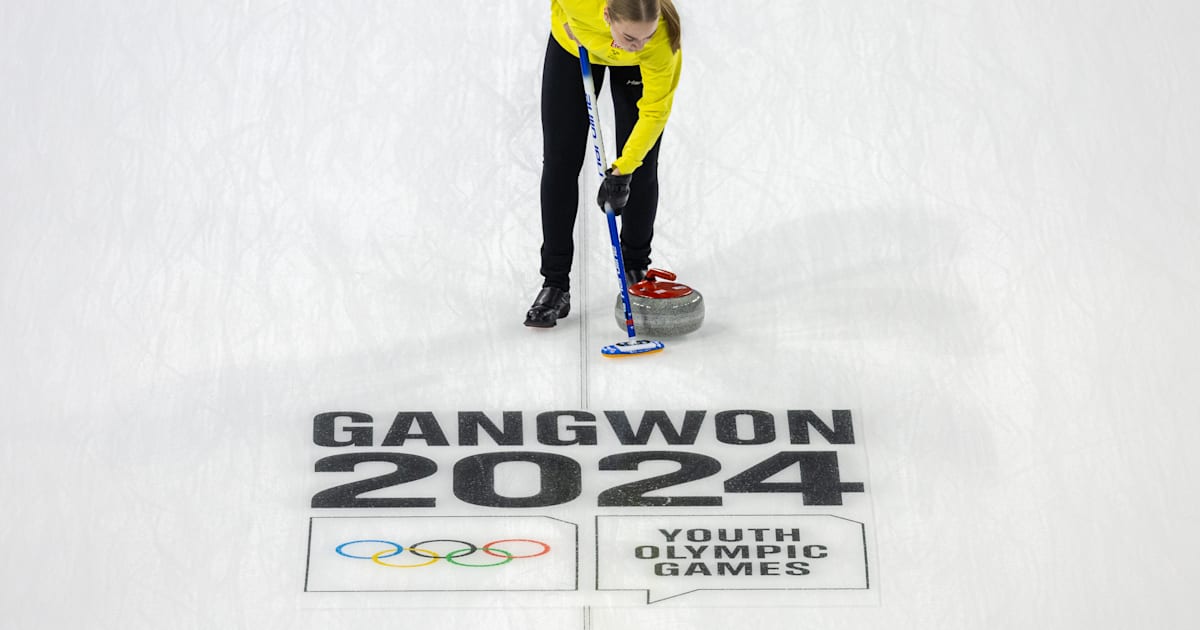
[{"x1": 579, "y1": 45, "x2": 637, "y2": 339}]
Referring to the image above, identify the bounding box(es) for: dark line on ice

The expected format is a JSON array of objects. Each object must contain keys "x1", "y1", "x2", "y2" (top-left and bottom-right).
[{"x1": 578, "y1": 202, "x2": 590, "y2": 408}]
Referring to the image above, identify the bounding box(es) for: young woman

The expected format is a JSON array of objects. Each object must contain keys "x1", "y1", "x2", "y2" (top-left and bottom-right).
[{"x1": 525, "y1": 0, "x2": 683, "y2": 328}]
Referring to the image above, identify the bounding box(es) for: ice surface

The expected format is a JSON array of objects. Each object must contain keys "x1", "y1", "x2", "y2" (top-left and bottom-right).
[{"x1": 2, "y1": 1, "x2": 1199, "y2": 629}]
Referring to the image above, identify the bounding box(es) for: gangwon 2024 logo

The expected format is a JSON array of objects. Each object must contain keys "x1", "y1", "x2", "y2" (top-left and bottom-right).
[{"x1": 335, "y1": 538, "x2": 552, "y2": 569}]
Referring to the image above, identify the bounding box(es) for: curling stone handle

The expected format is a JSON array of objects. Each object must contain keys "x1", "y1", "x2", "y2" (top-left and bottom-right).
[{"x1": 645, "y1": 269, "x2": 677, "y2": 282}]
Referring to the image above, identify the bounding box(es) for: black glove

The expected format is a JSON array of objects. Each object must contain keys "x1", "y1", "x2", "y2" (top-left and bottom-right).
[{"x1": 597, "y1": 167, "x2": 632, "y2": 215}]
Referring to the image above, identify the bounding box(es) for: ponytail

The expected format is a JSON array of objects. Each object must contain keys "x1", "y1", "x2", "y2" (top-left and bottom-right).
[{"x1": 659, "y1": 0, "x2": 682, "y2": 53}]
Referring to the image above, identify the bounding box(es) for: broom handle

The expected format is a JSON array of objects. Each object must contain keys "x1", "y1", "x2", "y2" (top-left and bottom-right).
[{"x1": 577, "y1": 45, "x2": 637, "y2": 339}]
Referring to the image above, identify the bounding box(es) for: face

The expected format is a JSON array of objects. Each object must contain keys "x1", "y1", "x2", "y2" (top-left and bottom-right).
[{"x1": 604, "y1": 8, "x2": 658, "y2": 52}]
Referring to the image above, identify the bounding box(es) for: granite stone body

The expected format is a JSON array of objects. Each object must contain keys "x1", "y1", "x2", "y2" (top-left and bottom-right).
[{"x1": 613, "y1": 269, "x2": 705, "y2": 336}]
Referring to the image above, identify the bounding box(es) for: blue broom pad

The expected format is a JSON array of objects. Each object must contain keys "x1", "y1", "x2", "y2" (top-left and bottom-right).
[{"x1": 601, "y1": 339, "x2": 665, "y2": 357}]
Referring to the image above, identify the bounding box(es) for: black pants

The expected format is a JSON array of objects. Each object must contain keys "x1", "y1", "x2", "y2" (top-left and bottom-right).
[{"x1": 539, "y1": 35, "x2": 663, "y2": 292}]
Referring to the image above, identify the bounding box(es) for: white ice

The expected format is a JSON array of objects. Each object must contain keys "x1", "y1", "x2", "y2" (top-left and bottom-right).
[{"x1": 2, "y1": 1, "x2": 1198, "y2": 629}]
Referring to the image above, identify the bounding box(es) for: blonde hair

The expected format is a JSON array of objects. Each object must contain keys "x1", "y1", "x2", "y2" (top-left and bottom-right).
[{"x1": 608, "y1": 0, "x2": 682, "y2": 53}]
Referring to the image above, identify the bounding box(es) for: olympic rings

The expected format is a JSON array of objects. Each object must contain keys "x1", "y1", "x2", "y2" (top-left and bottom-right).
[{"x1": 335, "y1": 538, "x2": 550, "y2": 569}]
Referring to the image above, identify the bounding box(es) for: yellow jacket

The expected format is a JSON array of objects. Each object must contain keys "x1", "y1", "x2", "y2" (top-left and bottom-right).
[{"x1": 550, "y1": 0, "x2": 682, "y2": 174}]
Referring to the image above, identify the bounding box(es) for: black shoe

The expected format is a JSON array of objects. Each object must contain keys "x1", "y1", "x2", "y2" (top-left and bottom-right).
[
  {"x1": 624, "y1": 268, "x2": 647, "y2": 287},
  {"x1": 524, "y1": 287, "x2": 571, "y2": 328}
]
